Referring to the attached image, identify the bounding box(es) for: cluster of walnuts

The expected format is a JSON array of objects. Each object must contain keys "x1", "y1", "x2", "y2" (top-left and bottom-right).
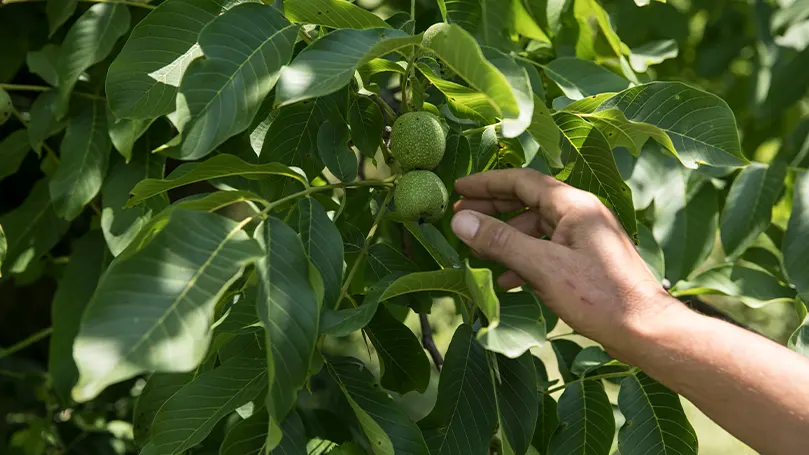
[{"x1": 390, "y1": 111, "x2": 450, "y2": 223}]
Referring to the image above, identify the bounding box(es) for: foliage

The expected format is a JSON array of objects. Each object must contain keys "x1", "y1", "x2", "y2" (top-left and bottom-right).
[{"x1": 0, "y1": 0, "x2": 808, "y2": 454}]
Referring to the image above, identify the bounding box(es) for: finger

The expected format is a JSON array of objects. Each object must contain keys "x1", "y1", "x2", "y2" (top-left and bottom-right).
[
  {"x1": 451, "y1": 210, "x2": 560, "y2": 288},
  {"x1": 455, "y1": 168, "x2": 592, "y2": 230},
  {"x1": 506, "y1": 210, "x2": 546, "y2": 238},
  {"x1": 497, "y1": 270, "x2": 525, "y2": 290},
  {"x1": 453, "y1": 198, "x2": 524, "y2": 215}
]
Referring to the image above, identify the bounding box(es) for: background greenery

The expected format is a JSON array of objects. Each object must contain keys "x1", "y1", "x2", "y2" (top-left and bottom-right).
[{"x1": 1, "y1": 0, "x2": 808, "y2": 454}]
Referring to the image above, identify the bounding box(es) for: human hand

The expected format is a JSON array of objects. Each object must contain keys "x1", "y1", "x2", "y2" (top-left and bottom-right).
[{"x1": 451, "y1": 168, "x2": 681, "y2": 362}]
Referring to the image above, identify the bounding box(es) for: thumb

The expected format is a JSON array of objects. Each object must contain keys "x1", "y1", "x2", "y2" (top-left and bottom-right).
[{"x1": 451, "y1": 210, "x2": 552, "y2": 279}]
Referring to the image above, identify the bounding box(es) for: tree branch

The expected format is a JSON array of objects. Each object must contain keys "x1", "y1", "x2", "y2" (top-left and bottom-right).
[{"x1": 420, "y1": 314, "x2": 443, "y2": 371}]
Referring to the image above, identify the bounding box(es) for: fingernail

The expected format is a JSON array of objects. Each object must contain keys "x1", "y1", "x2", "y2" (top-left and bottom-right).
[{"x1": 452, "y1": 211, "x2": 480, "y2": 240}]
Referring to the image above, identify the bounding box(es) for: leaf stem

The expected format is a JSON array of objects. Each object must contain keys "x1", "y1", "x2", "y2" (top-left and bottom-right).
[
  {"x1": 512, "y1": 54, "x2": 545, "y2": 69},
  {"x1": 410, "y1": 0, "x2": 416, "y2": 20},
  {"x1": 543, "y1": 369, "x2": 637, "y2": 395},
  {"x1": 1, "y1": 0, "x2": 156, "y2": 9},
  {"x1": 0, "y1": 327, "x2": 53, "y2": 359},
  {"x1": 333, "y1": 189, "x2": 395, "y2": 311},
  {"x1": 0, "y1": 83, "x2": 105, "y2": 101}
]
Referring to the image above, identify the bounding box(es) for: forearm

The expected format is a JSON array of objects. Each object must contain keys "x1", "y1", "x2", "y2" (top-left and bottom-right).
[{"x1": 625, "y1": 301, "x2": 809, "y2": 455}]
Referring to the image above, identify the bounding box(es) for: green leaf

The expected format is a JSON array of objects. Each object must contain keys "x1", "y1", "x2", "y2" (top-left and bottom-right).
[
  {"x1": 72, "y1": 210, "x2": 263, "y2": 402},
  {"x1": 533, "y1": 393, "x2": 559, "y2": 455},
  {"x1": 107, "y1": 0, "x2": 231, "y2": 119},
  {"x1": 46, "y1": 0, "x2": 78, "y2": 37},
  {"x1": 465, "y1": 260, "x2": 499, "y2": 324},
  {"x1": 0, "y1": 88, "x2": 11, "y2": 126},
  {"x1": 445, "y1": 0, "x2": 481, "y2": 34},
  {"x1": 484, "y1": 48, "x2": 534, "y2": 138},
  {"x1": 359, "y1": 58, "x2": 407, "y2": 80},
  {"x1": 784, "y1": 171, "x2": 809, "y2": 300},
  {"x1": 26, "y1": 44, "x2": 60, "y2": 87},
  {"x1": 617, "y1": 372, "x2": 698, "y2": 455},
  {"x1": 140, "y1": 354, "x2": 268, "y2": 455},
  {"x1": 478, "y1": 292, "x2": 546, "y2": 358},
  {"x1": 48, "y1": 99, "x2": 111, "y2": 220},
  {"x1": 551, "y1": 339, "x2": 583, "y2": 384},
  {"x1": 366, "y1": 306, "x2": 431, "y2": 395},
  {"x1": 168, "y1": 3, "x2": 297, "y2": 160},
  {"x1": 128, "y1": 154, "x2": 306, "y2": 206},
  {"x1": 328, "y1": 357, "x2": 430, "y2": 455},
  {"x1": 402, "y1": 222, "x2": 461, "y2": 268},
  {"x1": 317, "y1": 120, "x2": 357, "y2": 183},
  {"x1": 0, "y1": 179, "x2": 70, "y2": 275},
  {"x1": 721, "y1": 161, "x2": 788, "y2": 259},
  {"x1": 277, "y1": 28, "x2": 419, "y2": 106},
  {"x1": 420, "y1": 324, "x2": 497, "y2": 455},
  {"x1": 496, "y1": 353, "x2": 539, "y2": 455},
  {"x1": 349, "y1": 96, "x2": 384, "y2": 159},
  {"x1": 108, "y1": 115, "x2": 155, "y2": 163},
  {"x1": 320, "y1": 272, "x2": 401, "y2": 337},
  {"x1": 284, "y1": 0, "x2": 390, "y2": 29},
  {"x1": 55, "y1": 4, "x2": 130, "y2": 117},
  {"x1": 526, "y1": 95, "x2": 561, "y2": 168},
  {"x1": 0, "y1": 225, "x2": 5, "y2": 275},
  {"x1": 435, "y1": 133, "x2": 472, "y2": 189},
  {"x1": 0, "y1": 130, "x2": 31, "y2": 182},
  {"x1": 629, "y1": 39, "x2": 679, "y2": 72},
  {"x1": 580, "y1": 108, "x2": 669, "y2": 157},
  {"x1": 637, "y1": 224, "x2": 665, "y2": 283},
  {"x1": 255, "y1": 217, "x2": 322, "y2": 423},
  {"x1": 102, "y1": 152, "x2": 167, "y2": 256},
  {"x1": 260, "y1": 89, "x2": 348, "y2": 178},
  {"x1": 221, "y1": 410, "x2": 308, "y2": 455},
  {"x1": 544, "y1": 58, "x2": 630, "y2": 100},
  {"x1": 133, "y1": 373, "x2": 194, "y2": 447},
  {"x1": 570, "y1": 347, "x2": 620, "y2": 377},
  {"x1": 298, "y1": 198, "x2": 344, "y2": 309},
  {"x1": 415, "y1": 62, "x2": 499, "y2": 124},
  {"x1": 654, "y1": 170, "x2": 719, "y2": 284},
  {"x1": 27, "y1": 90, "x2": 66, "y2": 154},
  {"x1": 596, "y1": 82, "x2": 746, "y2": 169},
  {"x1": 555, "y1": 112, "x2": 637, "y2": 238},
  {"x1": 422, "y1": 24, "x2": 520, "y2": 128},
  {"x1": 48, "y1": 231, "x2": 108, "y2": 405},
  {"x1": 366, "y1": 242, "x2": 419, "y2": 282},
  {"x1": 789, "y1": 312, "x2": 809, "y2": 358},
  {"x1": 547, "y1": 380, "x2": 614, "y2": 455}
]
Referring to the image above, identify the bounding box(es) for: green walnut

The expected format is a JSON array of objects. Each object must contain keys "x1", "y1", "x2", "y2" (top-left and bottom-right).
[
  {"x1": 394, "y1": 170, "x2": 449, "y2": 223},
  {"x1": 389, "y1": 111, "x2": 446, "y2": 171}
]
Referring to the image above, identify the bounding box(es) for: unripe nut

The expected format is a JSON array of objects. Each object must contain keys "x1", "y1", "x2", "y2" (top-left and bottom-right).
[
  {"x1": 389, "y1": 111, "x2": 446, "y2": 171},
  {"x1": 394, "y1": 170, "x2": 449, "y2": 223}
]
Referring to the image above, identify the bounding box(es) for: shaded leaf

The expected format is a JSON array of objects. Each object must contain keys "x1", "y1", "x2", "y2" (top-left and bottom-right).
[
  {"x1": 26, "y1": 44, "x2": 60, "y2": 87},
  {"x1": 533, "y1": 394, "x2": 559, "y2": 455},
  {"x1": 349, "y1": 96, "x2": 384, "y2": 159},
  {"x1": 526, "y1": 95, "x2": 561, "y2": 168},
  {"x1": 784, "y1": 171, "x2": 809, "y2": 300},
  {"x1": 133, "y1": 373, "x2": 194, "y2": 447},
  {"x1": 496, "y1": 353, "x2": 539, "y2": 455},
  {"x1": 419, "y1": 324, "x2": 497, "y2": 455},
  {"x1": 140, "y1": 354, "x2": 267, "y2": 455},
  {"x1": 48, "y1": 231, "x2": 108, "y2": 405},
  {"x1": 0, "y1": 130, "x2": 31, "y2": 182},
  {"x1": 672, "y1": 264, "x2": 798, "y2": 308},
  {"x1": 27, "y1": 90, "x2": 66, "y2": 154},
  {"x1": 402, "y1": 222, "x2": 461, "y2": 268},
  {"x1": 629, "y1": 39, "x2": 679, "y2": 72},
  {"x1": 328, "y1": 357, "x2": 430, "y2": 455},
  {"x1": 284, "y1": 0, "x2": 390, "y2": 29},
  {"x1": 617, "y1": 372, "x2": 698, "y2": 455},
  {"x1": 551, "y1": 339, "x2": 583, "y2": 384},
  {"x1": 478, "y1": 292, "x2": 546, "y2": 358},
  {"x1": 320, "y1": 272, "x2": 403, "y2": 337},
  {"x1": 637, "y1": 224, "x2": 665, "y2": 283},
  {"x1": 298, "y1": 197, "x2": 344, "y2": 310},
  {"x1": 0, "y1": 179, "x2": 70, "y2": 275},
  {"x1": 255, "y1": 217, "x2": 322, "y2": 424},
  {"x1": 435, "y1": 134, "x2": 471, "y2": 189},
  {"x1": 169, "y1": 3, "x2": 297, "y2": 160},
  {"x1": 128, "y1": 154, "x2": 306, "y2": 206},
  {"x1": 72, "y1": 210, "x2": 263, "y2": 401},
  {"x1": 544, "y1": 57, "x2": 630, "y2": 100},
  {"x1": 55, "y1": 4, "x2": 130, "y2": 117},
  {"x1": 0, "y1": 89, "x2": 11, "y2": 126},
  {"x1": 46, "y1": 0, "x2": 78, "y2": 37},
  {"x1": 317, "y1": 120, "x2": 357, "y2": 182},
  {"x1": 108, "y1": 115, "x2": 154, "y2": 163},
  {"x1": 277, "y1": 28, "x2": 419, "y2": 106},
  {"x1": 366, "y1": 306, "x2": 431, "y2": 394},
  {"x1": 789, "y1": 312, "x2": 809, "y2": 358},
  {"x1": 547, "y1": 380, "x2": 614, "y2": 455}
]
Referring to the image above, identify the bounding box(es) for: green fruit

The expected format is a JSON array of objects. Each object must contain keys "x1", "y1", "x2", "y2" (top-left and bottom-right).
[
  {"x1": 394, "y1": 170, "x2": 449, "y2": 223},
  {"x1": 421, "y1": 22, "x2": 450, "y2": 49},
  {"x1": 389, "y1": 111, "x2": 446, "y2": 171},
  {"x1": 0, "y1": 89, "x2": 12, "y2": 127}
]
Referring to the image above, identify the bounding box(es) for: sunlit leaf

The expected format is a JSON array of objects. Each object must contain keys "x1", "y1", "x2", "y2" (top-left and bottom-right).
[
  {"x1": 48, "y1": 231, "x2": 108, "y2": 405},
  {"x1": 140, "y1": 354, "x2": 267, "y2": 455},
  {"x1": 547, "y1": 380, "x2": 614, "y2": 455},
  {"x1": 72, "y1": 210, "x2": 263, "y2": 402},
  {"x1": 255, "y1": 217, "x2": 322, "y2": 427},
  {"x1": 416, "y1": 62, "x2": 498, "y2": 124},
  {"x1": 721, "y1": 161, "x2": 788, "y2": 259},
  {"x1": 617, "y1": 372, "x2": 698, "y2": 455},
  {"x1": 790, "y1": 311, "x2": 809, "y2": 358},
  {"x1": 168, "y1": 3, "x2": 297, "y2": 160},
  {"x1": 629, "y1": 39, "x2": 678, "y2": 72},
  {"x1": 328, "y1": 357, "x2": 430, "y2": 455},
  {"x1": 277, "y1": 28, "x2": 419, "y2": 106},
  {"x1": 0, "y1": 179, "x2": 70, "y2": 275},
  {"x1": 637, "y1": 224, "x2": 665, "y2": 283},
  {"x1": 526, "y1": 95, "x2": 561, "y2": 168},
  {"x1": 784, "y1": 171, "x2": 809, "y2": 300},
  {"x1": 484, "y1": 48, "x2": 533, "y2": 138},
  {"x1": 420, "y1": 325, "x2": 497, "y2": 455},
  {"x1": 543, "y1": 58, "x2": 630, "y2": 100},
  {"x1": 478, "y1": 292, "x2": 546, "y2": 358},
  {"x1": 284, "y1": 0, "x2": 390, "y2": 29},
  {"x1": 55, "y1": 4, "x2": 130, "y2": 117},
  {"x1": 128, "y1": 154, "x2": 306, "y2": 207}
]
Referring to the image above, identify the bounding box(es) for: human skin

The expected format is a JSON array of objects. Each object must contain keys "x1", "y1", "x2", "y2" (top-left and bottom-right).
[{"x1": 450, "y1": 168, "x2": 809, "y2": 455}]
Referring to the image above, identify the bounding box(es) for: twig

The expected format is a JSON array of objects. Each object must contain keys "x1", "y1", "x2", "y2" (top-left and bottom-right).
[
  {"x1": 1, "y1": 0, "x2": 156, "y2": 8},
  {"x1": 1, "y1": 83, "x2": 105, "y2": 101},
  {"x1": 420, "y1": 314, "x2": 443, "y2": 371},
  {"x1": 0, "y1": 327, "x2": 53, "y2": 359}
]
